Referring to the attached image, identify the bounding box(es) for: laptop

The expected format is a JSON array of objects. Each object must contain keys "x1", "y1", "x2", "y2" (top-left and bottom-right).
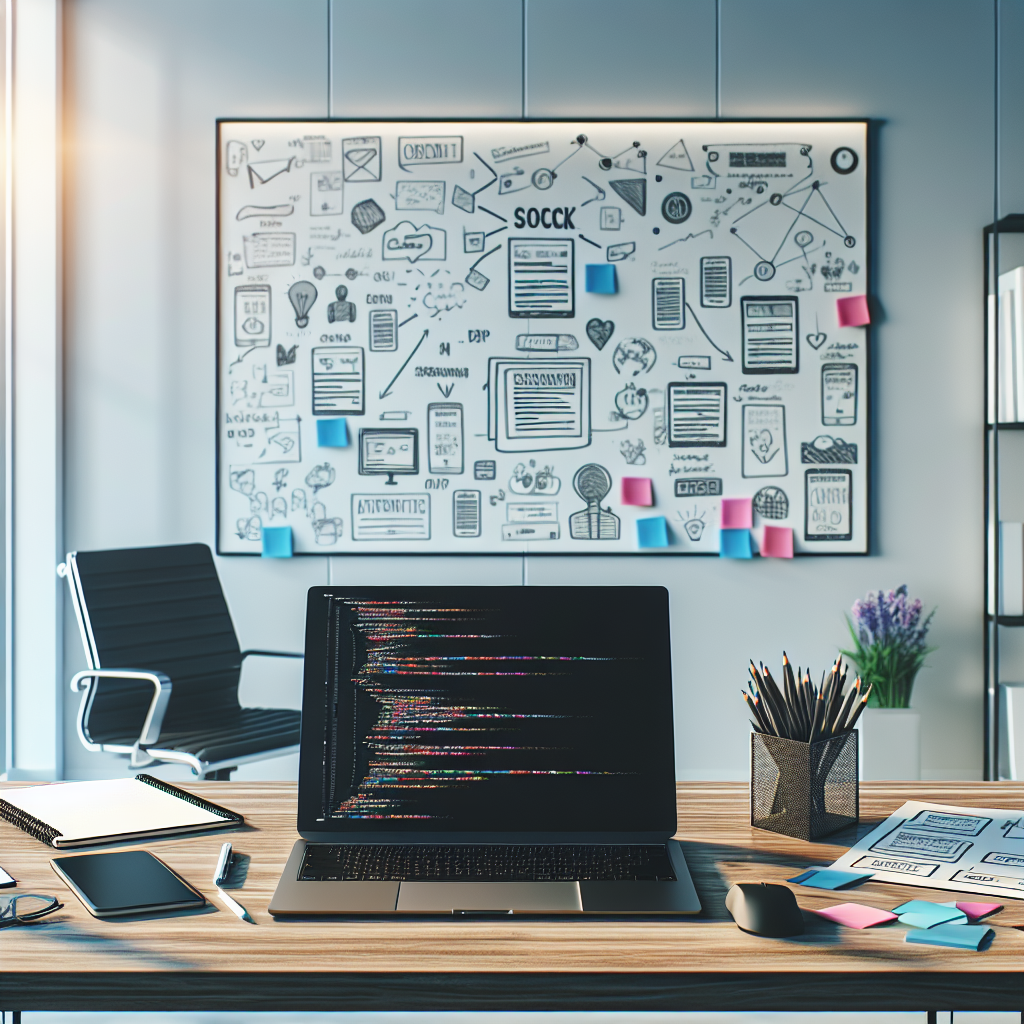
[{"x1": 269, "y1": 585, "x2": 701, "y2": 916}]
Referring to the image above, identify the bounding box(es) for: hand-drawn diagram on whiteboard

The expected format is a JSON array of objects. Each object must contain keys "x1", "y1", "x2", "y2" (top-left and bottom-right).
[{"x1": 217, "y1": 122, "x2": 869, "y2": 554}]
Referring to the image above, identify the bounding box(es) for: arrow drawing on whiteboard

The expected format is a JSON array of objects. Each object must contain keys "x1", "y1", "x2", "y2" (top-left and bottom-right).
[
  {"x1": 437, "y1": 383, "x2": 455, "y2": 398},
  {"x1": 378, "y1": 329, "x2": 428, "y2": 399},
  {"x1": 684, "y1": 302, "x2": 733, "y2": 363}
]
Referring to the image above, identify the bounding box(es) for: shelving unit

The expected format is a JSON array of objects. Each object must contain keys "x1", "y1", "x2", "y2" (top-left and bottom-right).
[{"x1": 982, "y1": 214, "x2": 1024, "y2": 779}]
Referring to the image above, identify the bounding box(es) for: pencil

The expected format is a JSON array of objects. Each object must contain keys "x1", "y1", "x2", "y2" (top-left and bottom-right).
[
  {"x1": 763, "y1": 665, "x2": 795, "y2": 738},
  {"x1": 833, "y1": 677, "x2": 861, "y2": 734},
  {"x1": 743, "y1": 690, "x2": 772, "y2": 734},
  {"x1": 844, "y1": 684, "x2": 872, "y2": 730},
  {"x1": 808, "y1": 689, "x2": 826, "y2": 744}
]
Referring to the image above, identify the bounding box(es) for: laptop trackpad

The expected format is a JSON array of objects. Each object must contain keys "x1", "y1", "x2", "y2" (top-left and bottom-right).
[{"x1": 396, "y1": 881, "x2": 582, "y2": 913}]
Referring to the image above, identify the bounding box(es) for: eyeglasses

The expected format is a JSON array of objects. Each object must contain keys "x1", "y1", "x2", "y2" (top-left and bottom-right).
[{"x1": 0, "y1": 893, "x2": 63, "y2": 926}]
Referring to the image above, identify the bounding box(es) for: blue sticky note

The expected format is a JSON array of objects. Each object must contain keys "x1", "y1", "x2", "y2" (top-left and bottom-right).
[
  {"x1": 261, "y1": 526, "x2": 293, "y2": 558},
  {"x1": 317, "y1": 417, "x2": 349, "y2": 447},
  {"x1": 787, "y1": 869, "x2": 818, "y2": 885},
  {"x1": 893, "y1": 900, "x2": 967, "y2": 929},
  {"x1": 719, "y1": 528, "x2": 753, "y2": 559},
  {"x1": 637, "y1": 516, "x2": 669, "y2": 548},
  {"x1": 905, "y1": 924, "x2": 995, "y2": 950},
  {"x1": 787, "y1": 868, "x2": 873, "y2": 891},
  {"x1": 586, "y1": 264, "x2": 617, "y2": 294}
]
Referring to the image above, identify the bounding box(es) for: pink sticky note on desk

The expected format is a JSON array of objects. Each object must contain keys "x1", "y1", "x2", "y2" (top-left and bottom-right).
[
  {"x1": 814, "y1": 903, "x2": 897, "y2": 929},
  {"x1": 622, "y1": 477, "x2": 653, "y2": 506},
  {"x1": 720, "y1": 497, "x2": 752, "y2": 529},
  {"x1": 761, "y1": 525, "x2": 794, "y2": 559},
  {"x1": 836, "y1": 294, "x2": 870, "y2": 327},
  {"x1": 954, "y1": 901, "x2": 1002, "y2": 921}
]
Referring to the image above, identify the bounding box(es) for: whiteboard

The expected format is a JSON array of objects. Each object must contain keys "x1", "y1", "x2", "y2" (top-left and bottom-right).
[{"x1": 217, "y1": 120, "x2": 869, "y2": 555}]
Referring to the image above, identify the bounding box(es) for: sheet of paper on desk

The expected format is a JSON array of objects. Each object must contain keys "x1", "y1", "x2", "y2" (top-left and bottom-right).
[{"x1": 826, "y1": 800, "x2": 1024, "y2": 900}]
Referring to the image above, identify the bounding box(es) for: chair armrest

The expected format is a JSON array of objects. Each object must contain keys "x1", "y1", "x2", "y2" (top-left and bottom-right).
[
  {"x1": 240, "y1": 649, "x2": 304, "y2": 660},
  {"x1": 70, "y1": 669, "x2": 173, "y2": 746}
]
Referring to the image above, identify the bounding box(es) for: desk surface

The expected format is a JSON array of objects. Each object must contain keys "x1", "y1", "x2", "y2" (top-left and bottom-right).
[{"x1": 0, "y1": 780, "x2": 1021, "y2": 1012}]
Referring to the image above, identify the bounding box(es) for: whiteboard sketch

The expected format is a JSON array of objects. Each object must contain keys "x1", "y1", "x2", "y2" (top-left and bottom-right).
[{"x1": 217, "y1": 121, "x2": 869, "y2": 555}]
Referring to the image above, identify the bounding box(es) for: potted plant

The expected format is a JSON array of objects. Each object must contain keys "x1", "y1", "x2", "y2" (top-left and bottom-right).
[{"x1": 840, "y1": 585, "x2": 936, "y2": 780}]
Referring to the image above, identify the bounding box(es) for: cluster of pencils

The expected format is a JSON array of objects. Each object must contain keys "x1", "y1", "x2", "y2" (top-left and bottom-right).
[{"x1": 742, "y1": 654, "x2": 871, "y2": 743}]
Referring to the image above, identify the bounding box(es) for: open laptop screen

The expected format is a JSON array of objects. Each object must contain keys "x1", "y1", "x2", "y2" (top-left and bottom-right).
[{"x1": 298, "y1": 586, "x2": 676, "y2": 834}]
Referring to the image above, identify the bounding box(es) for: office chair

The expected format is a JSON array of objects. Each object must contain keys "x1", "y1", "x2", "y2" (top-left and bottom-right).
[{"x1": 59, "y1": 543, "x2": 302, "y2": 779}]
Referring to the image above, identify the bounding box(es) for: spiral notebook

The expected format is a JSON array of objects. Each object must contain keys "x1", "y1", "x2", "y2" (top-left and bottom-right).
[{"x1": 0, "y1": 775, "x2": 243, "y2": 848}]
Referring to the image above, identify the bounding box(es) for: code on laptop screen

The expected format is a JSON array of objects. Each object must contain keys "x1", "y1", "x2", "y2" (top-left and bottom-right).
[{"x1": 303, "y1": 587, "x2": 676, "y2": 833}]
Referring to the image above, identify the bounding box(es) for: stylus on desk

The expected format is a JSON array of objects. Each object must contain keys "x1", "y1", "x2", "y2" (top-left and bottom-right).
[{"x1": 213, "y1": 842, "x2": 255, "y2": 924}]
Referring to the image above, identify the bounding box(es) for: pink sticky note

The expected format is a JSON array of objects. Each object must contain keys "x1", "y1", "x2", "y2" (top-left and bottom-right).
[
  {"x1": 720, "y1": 497, "x2": 752, "y2": 530},
  {"x1": 836, "y1": 294, "x2": 870, "y2": 327},
  {"x1": 761, "y1": 525, "x2": 794, "y2": 559},
  {"x1": 621, "y1": 477, "x2": 653, "y2": 506},
  {"x1": 814, "y1": 903, "x2": 897, "y2": 929},
  {"x1": 957, "y1": 902, "x2": 1002, "y2": 920}
]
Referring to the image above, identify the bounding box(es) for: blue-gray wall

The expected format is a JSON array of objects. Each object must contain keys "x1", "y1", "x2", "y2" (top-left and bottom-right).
[{"x1": 60, "y1": 0, "x2": 1022, "y2": 780}]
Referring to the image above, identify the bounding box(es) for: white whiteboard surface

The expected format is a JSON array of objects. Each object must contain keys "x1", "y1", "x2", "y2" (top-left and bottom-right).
[{"x1": 217, "y1": 120, "x2": 868, "y2": 555}]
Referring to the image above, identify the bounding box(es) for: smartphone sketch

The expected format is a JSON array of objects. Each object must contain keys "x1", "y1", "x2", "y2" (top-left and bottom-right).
[
  {"x1": 452, "y1": 489, "x2": 482, "y2": 537},
  {"x1": 821, "y1": 363, "x2": 858, "y2": 425},
  {"x1": 652, "y1": 277, "x2": 685, "y2": 330},
  {"x1": 427, "y1": 402, "x2": 464, "y2": 474},
  {"x1": 234, "y1": 285, "x2": 271, "y2": 348},
  {"x1": 700, "y1": 257, "x2": 732, "y2": 308},
  {"x1": 368, "y1": 309, "x2": 398, "y2": 352}
]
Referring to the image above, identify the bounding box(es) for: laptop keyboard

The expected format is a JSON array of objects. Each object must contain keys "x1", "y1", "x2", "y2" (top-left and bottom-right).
[{"x1": 300, "y1": 843, "x2": 676, "y2": 882}]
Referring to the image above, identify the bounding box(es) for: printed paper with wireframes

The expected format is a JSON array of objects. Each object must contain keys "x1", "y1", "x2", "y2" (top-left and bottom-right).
[{"x1": 827, "y1": 800, "x2": 1024, "y2": 900}]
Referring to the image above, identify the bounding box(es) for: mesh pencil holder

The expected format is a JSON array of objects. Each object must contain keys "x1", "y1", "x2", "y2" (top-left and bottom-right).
[{"x1": 750, "y1": 730, "x2": 859, "y2": 842}]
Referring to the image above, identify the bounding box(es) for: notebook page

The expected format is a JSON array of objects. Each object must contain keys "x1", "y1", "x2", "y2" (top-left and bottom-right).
[{"x1": 2, "y1": 778, "x2": 225, "y2": 842}]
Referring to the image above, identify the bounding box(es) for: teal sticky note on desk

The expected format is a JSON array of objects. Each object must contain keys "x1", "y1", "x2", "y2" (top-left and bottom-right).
[
  {"x1": 787, "y1": 868, "x2": 873, "y2": 890},
  {"x1": 586, "y1": 264, "x2": 617, "y2": 294},
  {"x1": 719, "y1": 528, "x2": 752, "y2": 559},
  {"x1": 317, "y1": 417, "x2": 349, "y2": 447},
  {"x1": 637, "y1": 516, "x2": 669, "y2": 548},
  {"x1": 894, "y1": 900, "x2": 967, "y2": 929},
  {"x1": 261, "y1": 526, "x2": 293, "y2": 558},
  {"x1": 905, "y1": 924, "x2": 994, "y2": 950}
]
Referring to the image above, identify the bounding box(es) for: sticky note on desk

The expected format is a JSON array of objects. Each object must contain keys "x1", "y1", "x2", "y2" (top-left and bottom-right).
[
  {"x1": 905, "y1": 924, "x2": 995, "y2": 951},
  {"x1": 586, "y1": 264, "x2": 617, "y2": 293},
  {"x1": 893, "y1": 900, "x2": 967, "y2": 929},
  {"x1": 317, "y1": 417, "x2": 349, "y2": 447},
  {"x1": 622, "y1": 477, "x2": 653, "y2": 506},
  {"x1": 943, "y1": 901, "x2": 1002, "y2": 921},
  {"x1": 636, "y1": 516, "x2": 669, "y2": 548},
  {"x1": 720, "y1": 497, "x2": 752, "y2": 529},
  {"x1": 788, "y1": 868, "x2": 873, "y2": 890},
  {"x1": 813, "y1": 903, "x2": 897, "y2": 929},
  {"x1": 261, "y1": 525, "x2": 293, "y2": 558},
  {"x1": 761, "y1": 525, "x2": 794, "y2": 559},
  {"x1": 719, "y1": 528, "x2": 752, "y2": 559},
  {"x1": 836, "y1": 294, "x2": 870, "y2": 327}
]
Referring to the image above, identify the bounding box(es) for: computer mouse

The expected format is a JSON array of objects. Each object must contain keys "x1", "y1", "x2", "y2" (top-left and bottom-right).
[{"x1": 725, "y1": 882, "x2": 805, "y2": 937}]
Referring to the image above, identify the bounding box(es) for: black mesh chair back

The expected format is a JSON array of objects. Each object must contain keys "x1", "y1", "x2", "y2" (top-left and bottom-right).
[{"x1": 64, "y1": 542, "x2": 301, "y2": 777}]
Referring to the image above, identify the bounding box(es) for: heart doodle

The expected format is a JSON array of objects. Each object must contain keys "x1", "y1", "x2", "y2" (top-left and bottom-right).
[
  {"x1": 806, "y1": 331, "x2": 827, "y2": 350},
  {"x1": 586, "y1": 318, "x2": 615, "y2": 350},
  {"x1": 251, "y1": 139, "x2": 265, "y2": 151}
]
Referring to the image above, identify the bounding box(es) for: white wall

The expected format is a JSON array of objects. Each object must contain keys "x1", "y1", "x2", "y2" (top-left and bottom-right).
[{"x1": 59, "y1": 0, "x2": 1021, "y2": 781}]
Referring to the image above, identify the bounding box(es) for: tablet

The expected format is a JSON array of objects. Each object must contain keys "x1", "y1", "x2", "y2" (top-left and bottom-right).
[{"x1": 51, "y1": 849, "x2": 206, "y2": 918}]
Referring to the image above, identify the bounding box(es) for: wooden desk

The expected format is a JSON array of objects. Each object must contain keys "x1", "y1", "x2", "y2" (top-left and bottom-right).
[{"x1": 0, "y1": 781, "x2": 1021, "y2": 1012}]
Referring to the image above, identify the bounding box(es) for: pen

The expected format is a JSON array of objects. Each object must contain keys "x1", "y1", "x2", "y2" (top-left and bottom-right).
[
  {"x1": 213, "y1": 841, "x2": 255, "y2": 924},
  {"x1": 216, "y1": 886, "x2": 256, "y2": 924},
  {"x1": 214, "y1": 842, "x2": 233, "y2": 886}
]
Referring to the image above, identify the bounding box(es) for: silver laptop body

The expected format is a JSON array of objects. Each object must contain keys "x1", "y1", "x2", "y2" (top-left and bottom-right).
[{"x1": 270, "y1": 586, "x2": 701, "y2": 916}]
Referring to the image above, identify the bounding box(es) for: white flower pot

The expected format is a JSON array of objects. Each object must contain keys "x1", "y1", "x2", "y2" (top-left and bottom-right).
[{"x1": 860, "y1": 708, "x2": 921, "y2": 781}]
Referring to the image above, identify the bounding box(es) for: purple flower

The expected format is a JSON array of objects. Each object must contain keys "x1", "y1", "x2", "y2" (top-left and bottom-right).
[{"x1": 850, "y1": 584, "x2": 934, "y2": 656}]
